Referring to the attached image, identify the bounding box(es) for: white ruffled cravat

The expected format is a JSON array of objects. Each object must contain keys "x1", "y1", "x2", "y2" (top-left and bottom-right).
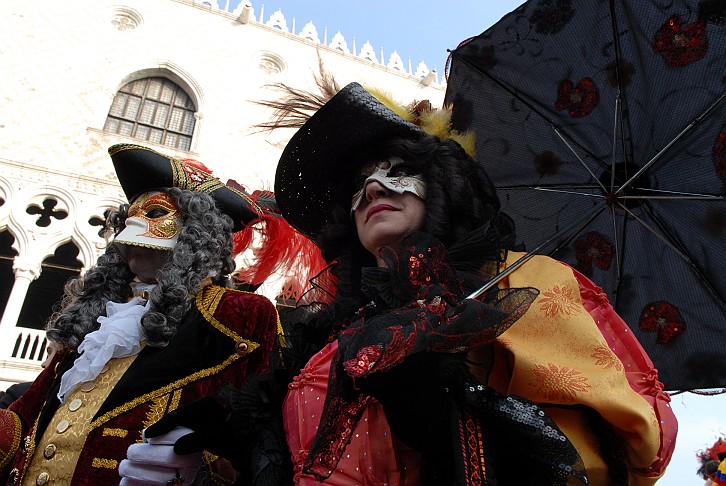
[{"x1": 58, "y1": 296, "x2": 151, "y2": 403}]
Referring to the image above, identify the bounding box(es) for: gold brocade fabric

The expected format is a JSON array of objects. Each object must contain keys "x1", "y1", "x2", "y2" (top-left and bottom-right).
[
  {"x1": 487, "y1": 252, "x2": 662, "y2": 486},
  {"x1": 21, "y1": 354, "x2": 139, "y2": 486}
]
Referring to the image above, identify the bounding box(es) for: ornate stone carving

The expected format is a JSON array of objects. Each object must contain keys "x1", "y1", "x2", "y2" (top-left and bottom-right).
[{"x1": 111, "y1": 7, "x2": 143, "y2": 31}]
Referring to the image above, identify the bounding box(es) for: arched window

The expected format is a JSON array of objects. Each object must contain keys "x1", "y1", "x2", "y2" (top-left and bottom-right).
[
  {"x1": 104, "y1": 77, "x2": 196, "y2": 151},
  {"x1": 17, "y1": 241, "x2": 82, "y2": 330},
  {"x1": 0, "y1": 231, "x2": 18, "y2": 322}
]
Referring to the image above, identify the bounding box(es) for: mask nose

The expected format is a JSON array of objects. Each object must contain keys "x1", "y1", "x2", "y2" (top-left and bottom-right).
[{"x1": 364, "y1": 179, "x2": 390, "y2": 202}]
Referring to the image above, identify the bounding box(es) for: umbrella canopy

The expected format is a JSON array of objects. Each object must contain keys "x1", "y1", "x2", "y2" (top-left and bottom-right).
[{"x1": 445, "y1": 0, "x2": 726, "y2": 390}]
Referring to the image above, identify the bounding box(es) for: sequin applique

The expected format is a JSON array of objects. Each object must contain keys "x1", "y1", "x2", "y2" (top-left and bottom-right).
[
  {"x1": 652, "y1": 16, "x2": 708, "y2": 67},
  {"x1": 639, "y1": 301, "x2": 686, "y2": 344},
  {"x1": 343, "y1": 345, "x2": 382, "y2": 378},
  {"x1": 554, "y1": 77, "x2": 599, "y2": 118},
  {"x1": 574, "y1": 231, "x2": 614, "y2": 277}
]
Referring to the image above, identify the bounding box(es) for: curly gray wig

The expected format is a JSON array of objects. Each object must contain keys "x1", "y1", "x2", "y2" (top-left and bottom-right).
[{"x1": 46, "y1": 187, "x2": 236, "y2": 349}]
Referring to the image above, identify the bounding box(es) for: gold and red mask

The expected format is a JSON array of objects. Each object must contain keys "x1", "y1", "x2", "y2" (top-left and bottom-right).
[{"x1": 113, "y1": 191, "x2": 181, "y2": 253}]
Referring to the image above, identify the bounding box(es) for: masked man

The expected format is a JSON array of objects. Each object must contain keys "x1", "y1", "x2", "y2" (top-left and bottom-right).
[{"x1": 0, "y1": 144, "x2": 283, "y2": 485}]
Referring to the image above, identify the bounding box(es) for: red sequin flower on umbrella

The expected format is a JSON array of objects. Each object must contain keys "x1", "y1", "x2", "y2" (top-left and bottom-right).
[
  {"x1": 555, "y1": 78, "x2": 599, "y2": 118},
  {"x1": 652, "y1": 16, "x2": 707, "y2": 67},
  {"x1": 574, "y1": 231, "x2": 614, "y2": 277},
  {"x1": 639, "y1": 301, "x2": 686, "y2": 344},
  {"x1": 713, "y1": 129, "x2": 726, "y2": 177}
]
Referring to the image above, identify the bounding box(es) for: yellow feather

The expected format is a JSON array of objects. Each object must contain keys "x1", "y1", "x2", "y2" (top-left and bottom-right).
[
  {"x1": 418, "y1": 109, "x2": 452, "y2": 139},
  {"x1": 363, "y1": 86, "x2": 476, "y2": 157},
  {"x1": 450, "y1": 131, "x2": 476, "y2": 157}
]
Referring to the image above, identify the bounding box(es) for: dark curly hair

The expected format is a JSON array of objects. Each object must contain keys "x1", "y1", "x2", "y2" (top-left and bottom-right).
[
  {"x1": 46, "y1": 188, "x2": 235, "y2": 349},
  {"x1": 303, "y1": 134, "x2": 513, "y2": 343}
]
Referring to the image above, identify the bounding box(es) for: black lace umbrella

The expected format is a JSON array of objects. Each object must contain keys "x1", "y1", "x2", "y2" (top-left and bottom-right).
[{"x1": 444, "y1": 0, "x2": 726, "y2": 390}]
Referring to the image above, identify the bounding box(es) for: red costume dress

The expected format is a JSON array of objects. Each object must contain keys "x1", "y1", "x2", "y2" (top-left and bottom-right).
[{"x1": 283, "y1": 250, "x2": 676, "y2": 485}]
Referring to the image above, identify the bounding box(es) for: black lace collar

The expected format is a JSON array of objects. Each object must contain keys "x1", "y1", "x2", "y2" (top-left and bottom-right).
[{"x1": 360, "y1": 223, "x2": 504, "y2": 309}]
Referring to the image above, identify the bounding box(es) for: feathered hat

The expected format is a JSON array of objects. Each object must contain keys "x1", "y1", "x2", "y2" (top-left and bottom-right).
[
  {"x1": 109, "y1": 143, "x2": 324, "y2": 288},
  {"x1": 109, "y1": 143, "x2": 277, "y2": 232},
  {"x1": 267, "y1": 80, "x2": 476, "y2": 241}
]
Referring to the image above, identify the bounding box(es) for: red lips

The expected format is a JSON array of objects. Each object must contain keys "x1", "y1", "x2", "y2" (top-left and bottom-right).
[{"x1": 366, "y1": 204, "x2": 397, "y2": 221}]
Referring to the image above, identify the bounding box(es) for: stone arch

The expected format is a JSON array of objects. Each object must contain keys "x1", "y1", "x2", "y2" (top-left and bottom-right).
[
  {"x1": 115, "y1": 62, "x2": 205, "y2": 113},
  {"x1": 104, "y1": 63, "x2": 206, "y2": 152},
  {"x1": 17, "y1": 238, "x2": 83, "y2": 331}
]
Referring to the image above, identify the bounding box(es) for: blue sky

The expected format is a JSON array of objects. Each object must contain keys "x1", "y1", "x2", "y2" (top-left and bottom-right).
[
  {"x1": 228, "y1": 1, "x2": 525, "y2": 73},
  {"x1": 226, "y1": 1, "x2": 724, "y2": 483}
]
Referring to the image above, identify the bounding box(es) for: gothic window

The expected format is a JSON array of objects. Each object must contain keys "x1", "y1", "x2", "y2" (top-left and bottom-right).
[
  {"x1": 104, "y1": 77, "x2": 196, "y2": 151},
  {"x1": 26, "y1": 198, "x2": 67, "y2": 228},
  {"x1": 0, "y1": 231, "x2": 18, "y2": 323},
  {"x1": 17, "y1": 242, "x2": 82, "y2": 330}
]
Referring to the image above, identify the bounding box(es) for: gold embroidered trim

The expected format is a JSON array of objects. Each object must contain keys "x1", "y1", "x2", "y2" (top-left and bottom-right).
[
  {"x1": 18, "y1": 405, "x2": 43, "y2": 482},
  {"x1": 102, "y1": 428, "x2": 128, "y2": 438},
  {"x1": 108, "y1": 144, "x2": 263, "y2": 218},
  {"x1": 169, "y1": 156, "x2": 224, "y2": 195},
  {"x1": 208, "y1": 470, "x2": 236, "y2": 486},
  {"x1": 92, "y1": 457, "x2": 118, "y2": 469},
  {"x1": 88, "y1": 353, "x2": 240, "y2": 432},
  {"x1": 195, "y1": 286, "x2": 260, "y2": 354},
  {"x1": 0, "y1": 411, "x2": 22, "y2": 470},
  {"x1": 170, "y1": 389, "x2": 183, "y2": 412},
  {"x1": 144, "y1": 394, "x2": 170, "y2": 430},
  {"x1": 203, "y1": 452, "x2": 236, "y2": 486},
  {"x1": 112, "y1": 239, "x2": 176, "y2": 251}
]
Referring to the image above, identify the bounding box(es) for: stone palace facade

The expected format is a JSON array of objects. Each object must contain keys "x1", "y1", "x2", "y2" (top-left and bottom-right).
[{"x1": 0, "y1": 0, "x2": 446, "y2": 387}]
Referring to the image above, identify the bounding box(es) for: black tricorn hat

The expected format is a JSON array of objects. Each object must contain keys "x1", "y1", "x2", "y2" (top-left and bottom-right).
[
  {"x1": 273, "y1": 82, "x2": 424, "y2": 241},
  {"x1": 109, "y1": 143, "x2": 274, "y2": 231}
]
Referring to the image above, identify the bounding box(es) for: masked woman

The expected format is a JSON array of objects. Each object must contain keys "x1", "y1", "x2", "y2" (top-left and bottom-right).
[
  {"x1": 139, "y1": 80, "x2": 676, "y2": 485},
  {"x1": 266, "y1": 80, "x2": 675, "y2": 485},
  {"x1": 0, "y1": 144, "x2": 286, "y2": 486}
]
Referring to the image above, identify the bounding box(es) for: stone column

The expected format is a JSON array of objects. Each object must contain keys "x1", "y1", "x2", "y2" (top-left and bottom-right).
[{"x1": 0, "y1": 258, "x2": 41, "y2": 356}]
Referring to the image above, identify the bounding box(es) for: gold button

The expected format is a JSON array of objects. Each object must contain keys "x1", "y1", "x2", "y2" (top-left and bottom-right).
[
  {"x1": 80, "y1": 382, "x2": 95, "y2": 392},
  {"x1": 36, "y1": 471, "x2": 49, "y2": 486},
  {"x1": 43, "y1": 444, "x2": 56, "y2": 459},
  {"x1": 56, "y1": 420, "x2": 69, "y2": 433},
  {"x1": 235, "y1": 341, "x2": 249, "y2": 356},
  {"x1": 101, "y1": 364, "x2": 110, "y2": 374},
  {"x1": 68, "y1": 399, "x2": 82, "y2": 412}
]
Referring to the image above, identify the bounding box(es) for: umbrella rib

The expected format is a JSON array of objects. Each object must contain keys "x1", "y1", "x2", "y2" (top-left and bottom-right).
[
  {"x1": 610, "y1": 93, "x2": 620, "y2": 192},
  {"x1": 615, "y1": 90, "x2": 726, "y2": 195},
  {"x1": 499, "y1": 184, "x2": 601, "y2": 190},
  {"x1": 610, "y1": 203, "x2": 621, "y2": 282},
  {"x1": 533, "y1": 187, "x2": 604, "y2": 198},
  {"x1": 617, "y1": 203, "x2": 692, "y2": 263},
  {"x1": 468, "y1": 201, "x2": 607, "y2": 299},
  {"x1": 553, "y1": 127, "x2": 608, "y2": 193},
  {"x1": 621, "y1": 188, "x2": 725, "y2": 200},
  {"x1": 608, "y1": 0, "x2": 634, "y2": 171},
  {"x1": 450, "y1": 50, "x2": 608, "y2": 168},
  {"x1": 622, "y1": 203, "x2": 726, "y2": 309}
]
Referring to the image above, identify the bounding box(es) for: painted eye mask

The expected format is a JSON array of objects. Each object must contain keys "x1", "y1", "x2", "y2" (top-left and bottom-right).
[
  {"x1": 350, "y1": 157, "x2": 427, "y2": 212},
  {"x1": 113, "y1": 192, "x2": 181, "y2": 252}
]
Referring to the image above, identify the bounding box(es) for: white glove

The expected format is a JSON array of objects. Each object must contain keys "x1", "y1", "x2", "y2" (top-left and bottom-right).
[{"x1": 119, "y1": 426, "x2": 202, "y2": 486}]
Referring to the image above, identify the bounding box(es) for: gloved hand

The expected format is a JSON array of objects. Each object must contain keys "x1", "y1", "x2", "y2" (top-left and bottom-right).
[
  {"x1": 143, "y1": 398, "x2": 231, "y2": 457},
  {"x1": 142, "y1": 388, "x2": 292, "y2": 485},
  {"x1": 118, "y1": 426, "x2": 202, "y2": 486}
]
